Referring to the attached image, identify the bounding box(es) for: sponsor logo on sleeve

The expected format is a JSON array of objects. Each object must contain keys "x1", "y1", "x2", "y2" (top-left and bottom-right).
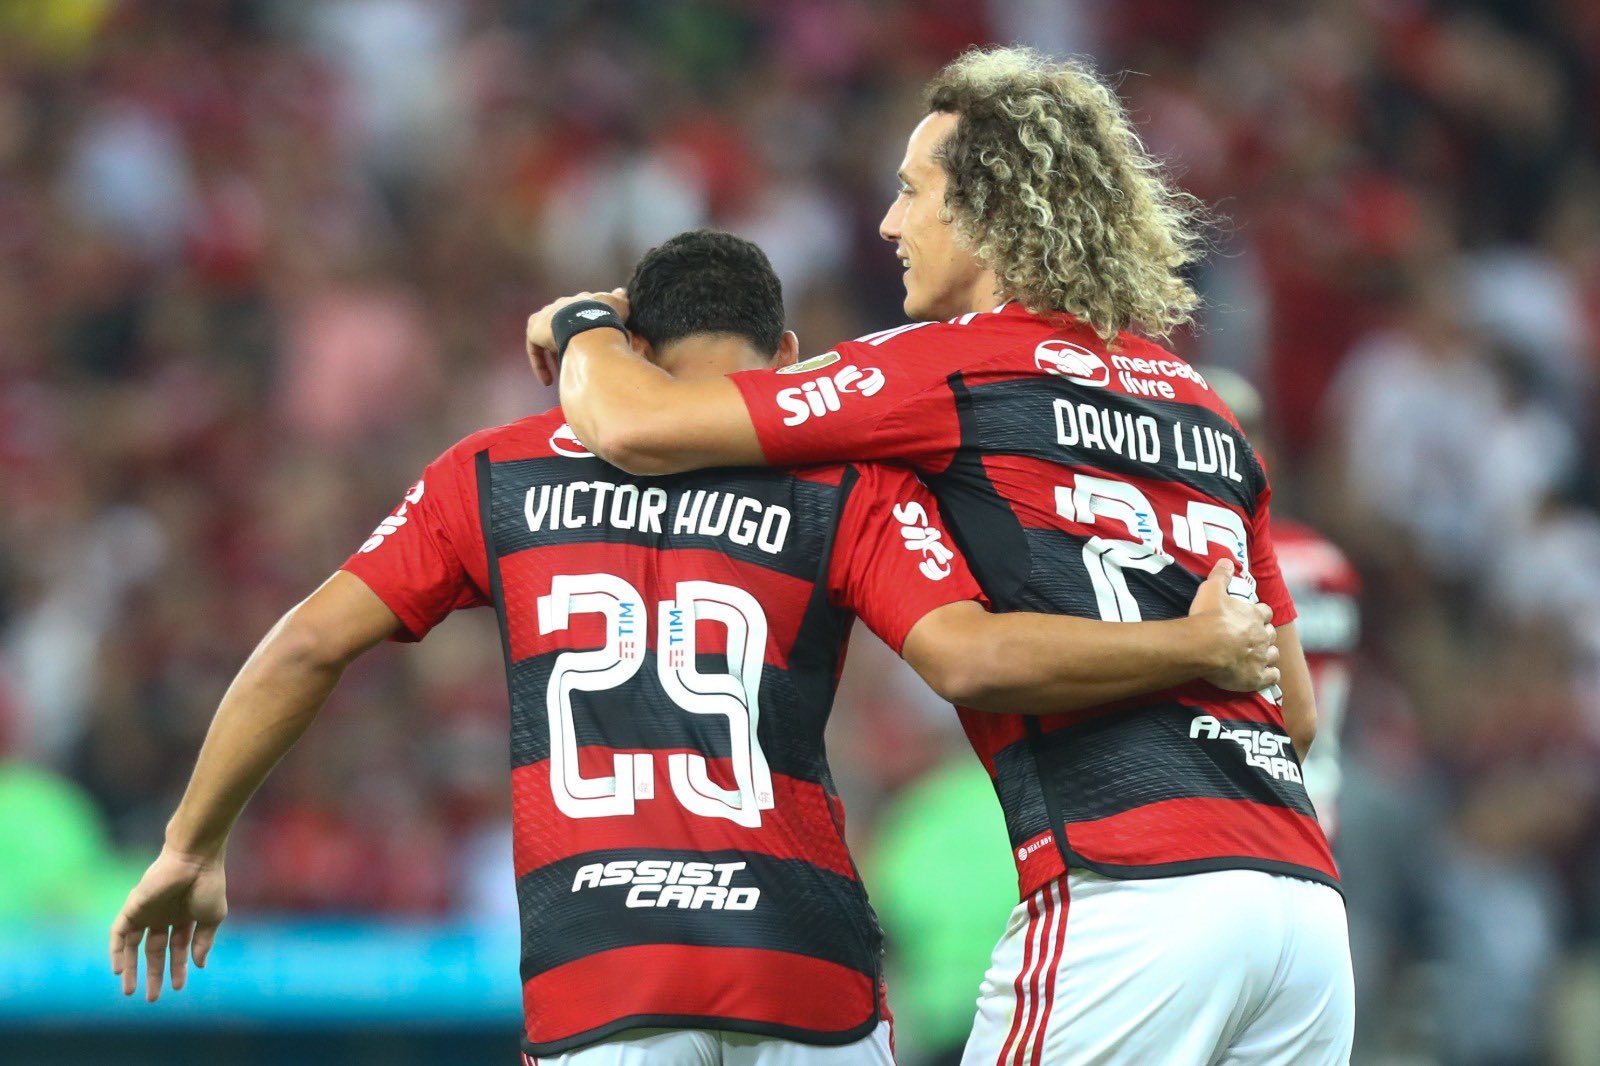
[
  {"x1": 775, "y1": 351, "x2": 842, "y2": 375},
  {"x1": 360, "y1": 480, "x2": 425, "y2": 553},
  {"x1": 549, "y1": 423, "x2": 595, "y2": 458},
  {"x1": 1034, "y1": 340, "x2": 1109, "y2": 387},
  {"x1": 891, "y1": 500, "x2": 955, "y2": 580},
  {"x1": 775, "y1": 364, "x2": 886, "y2": 426}
]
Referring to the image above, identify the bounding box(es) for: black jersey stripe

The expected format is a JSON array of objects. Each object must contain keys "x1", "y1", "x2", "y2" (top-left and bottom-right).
[
  {"x1": 516, "y1": 849, "x2": 879, "y2": 980},
  {"x1": 960, "y1": 376, "x2": 1266, "y2": 512},
  {"x1": 785, "y1": 464, "x2": 885, "y2": 988},
  {"x1": 507, "y1": 652, "x2": 833, "y2": 785},
  {"x1": 1004, "y1": 526, "x2": 1207, "y2": 618},
  {"x1": 924, "y1": 373, "x2": 1035, "y2": 605},
  {"x1": 989, "y1": 705, "x2": 1314, "y2": 841},
  {"x1": 484, "y1": 457, "x2": 839, "y2": 581}
]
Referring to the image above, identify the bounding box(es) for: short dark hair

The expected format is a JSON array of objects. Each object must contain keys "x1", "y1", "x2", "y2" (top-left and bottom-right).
[{"x1": 626, "y1": 230, "x2": 785, "y2": 356}]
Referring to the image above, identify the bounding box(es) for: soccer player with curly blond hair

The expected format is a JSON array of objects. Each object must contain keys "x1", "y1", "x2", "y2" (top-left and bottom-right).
[{"x1": 530, "y1": 46, "x2": 1354, "y2": 1065}]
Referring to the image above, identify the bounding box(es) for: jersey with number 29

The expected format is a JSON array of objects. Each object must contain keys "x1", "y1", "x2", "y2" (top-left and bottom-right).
[
  {"x1": 341, "y1": 407, "x2": 981, "y2": 1056},
  {"x1": 731, "y1": 304, "x2": 1339, "y2": 900}
]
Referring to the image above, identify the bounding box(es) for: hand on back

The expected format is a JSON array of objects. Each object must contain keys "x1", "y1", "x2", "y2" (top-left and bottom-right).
[{"x1": 1188, "y1": 559, "x2": 1279, "y2": 692}]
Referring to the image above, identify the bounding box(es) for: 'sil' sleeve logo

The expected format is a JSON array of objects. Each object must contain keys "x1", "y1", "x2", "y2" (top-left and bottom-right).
[
  {"x1": 360, "y1": 480, "x2": 425, "y2": 553},
  {"x1": 890, "y1": 500, "x2": 954, "y2": 580},
  {"x1": 775, "y1": 363, "x2": 887, "y2": 426}
]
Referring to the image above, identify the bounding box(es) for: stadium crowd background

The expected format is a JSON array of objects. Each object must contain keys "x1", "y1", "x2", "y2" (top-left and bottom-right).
[{"x1": 2, "y1": 1, "x2": 1599, "y2": 1063}]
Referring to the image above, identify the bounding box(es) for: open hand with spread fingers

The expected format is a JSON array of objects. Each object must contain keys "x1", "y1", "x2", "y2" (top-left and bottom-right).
[{"x1": 110, "y1": 846, "x2": 227, "y2": 1002}]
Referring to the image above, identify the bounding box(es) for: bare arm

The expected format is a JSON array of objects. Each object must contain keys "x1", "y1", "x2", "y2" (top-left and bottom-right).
[
  {"x1": 1273, "y1": 621, "x2": 1317, "y2": 759},
  {"x1": 110, "y1": 571, "x2": 402, "y2": 1001},
  {"x1": 528, "y1": 292, "x2": 767, "y2": 474},
  {"x1": 901, "y1": 560, "x2": 1279, "y2": 715}
]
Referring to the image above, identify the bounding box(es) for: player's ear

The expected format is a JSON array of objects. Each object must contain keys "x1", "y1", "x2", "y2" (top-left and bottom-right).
[{"x1": 772, "y1": 330, "x2": 800, "y2": 369}]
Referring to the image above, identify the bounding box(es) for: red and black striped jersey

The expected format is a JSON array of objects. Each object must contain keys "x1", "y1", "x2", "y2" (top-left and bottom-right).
[
  {"x1": 1274, "y1": 519, "x2": 1360, "y2": 838},
  {"x1": 730, "y1": 303, "x2": 1340, "y2": 898},
  {"x1": 342, "y1": 407, "x2": 981, "y2": 1056}
]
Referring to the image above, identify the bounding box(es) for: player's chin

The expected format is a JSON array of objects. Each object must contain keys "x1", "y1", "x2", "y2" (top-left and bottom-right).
[{"x1": 901, "y1": 290, "x2": 938, "y2": 323}]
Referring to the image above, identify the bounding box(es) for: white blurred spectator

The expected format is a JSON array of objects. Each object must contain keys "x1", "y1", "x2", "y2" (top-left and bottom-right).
[
  {"x1": 1489, "y1": 498, "x2": 1600, "y2": 639},
  {"x1": 1330, "y1": 277, "x2": 1577, "y2": 577},
  {"x1": 538, "y1": 145, "x2": 709, "y2": 283},
  {"x1": 60, "y1": 102, "x2": 193, "y2": 258},
  {"x1": 457, "y1": 820, "x2": 520, "y2": 928},
  {"x1": 302, "y1": 0, "x2": 469, "y2": 182},
  {"x1": 1465, "y1": 246, "x2": 1595, "y2": 431},
  {"x1": 990, "y1": 0, "x2": 1103, "y2": 57},
  {"x1": 729, "y1": 177, "x2": 850, "y2": 304},
  {"x1": 7, "y1": 506, "x2": 167, "y2": 764}
]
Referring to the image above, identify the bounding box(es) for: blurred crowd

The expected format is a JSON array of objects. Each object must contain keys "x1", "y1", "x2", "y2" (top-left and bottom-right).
[{"x1": 2, "y1": 1, "x2": 1599, "y2": 1062}]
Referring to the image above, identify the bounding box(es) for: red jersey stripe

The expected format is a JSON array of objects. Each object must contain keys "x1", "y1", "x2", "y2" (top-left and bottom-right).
[
  {"x1": 510, "y1": 758, "x2": 857, "y2": 880},
  {"x1": 1067, "y1": 797, "x2": 1336, "y2": 874},
  {"x1": 521, "y1": 944, "x2": 879, "y2": 1047}
]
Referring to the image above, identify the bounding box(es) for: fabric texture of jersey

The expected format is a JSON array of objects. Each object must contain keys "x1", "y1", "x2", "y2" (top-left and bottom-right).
[
  {"x1": 342, "y1": 407, "x2": 980, "y2": 1055},
  {"x1": 1274, "y1": 519, "x2": 1360, "y2": 838},
  {"x1": 731, "y1": 305, "x2": 1339, "y2": 898}
]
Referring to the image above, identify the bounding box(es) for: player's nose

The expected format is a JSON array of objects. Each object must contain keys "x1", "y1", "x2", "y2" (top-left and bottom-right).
[{"x1": 879, "y1": 199, "x2": 902, "y2": 243}]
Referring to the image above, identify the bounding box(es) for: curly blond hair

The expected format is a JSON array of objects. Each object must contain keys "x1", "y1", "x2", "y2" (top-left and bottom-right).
[{"x1": 925, "y1": 47, "x2": 1204, "y2": 340}]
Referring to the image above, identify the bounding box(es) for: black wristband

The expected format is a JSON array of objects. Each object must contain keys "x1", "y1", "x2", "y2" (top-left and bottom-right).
[{"x1": 550, "y1": 300, "x2": 628, "y2": 359}]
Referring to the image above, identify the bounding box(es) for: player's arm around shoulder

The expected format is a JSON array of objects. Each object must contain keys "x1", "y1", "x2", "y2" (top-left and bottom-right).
[
  {"x1": 565, "y1": 331, "x2": 764, "y2": 475},
  {"x1": 901, "y1": 560, "x2": 1282, "y2": 715},
  {"x1": 526, "y1": 290, "x2": 766, "y2": 475},
  {"x1": 828, "y1": 462, "x2": 1279, "y2": 714},
  {"x1": 110, "y1": 572, "x2": 402, "y2": 1002},
  {"x1": 529, "y1": 290, "x2": 957, "y2": 474}
]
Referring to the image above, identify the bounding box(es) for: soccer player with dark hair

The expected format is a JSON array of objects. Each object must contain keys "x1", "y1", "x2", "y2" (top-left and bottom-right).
[
  {"x1": 530, "y1": 47, "x2": 1353, "y2": 1064},
  {"x1": 112, "y1": 230, "x2": 1279, "y2": 1063}
]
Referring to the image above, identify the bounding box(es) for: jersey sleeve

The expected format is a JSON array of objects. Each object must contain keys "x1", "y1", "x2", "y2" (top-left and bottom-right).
[
  {"x1": 828, "y1": 463, "x2": 985, "y2": 655},
  {"x1": 1247, "y1": 485, "x2": 1298, "y2": 628},
  {"x1": 729, "y1": 332, "x2": 960, "y2": 470},
  {"x1": 340, "y1": 444, "x2": 489, "y2": 641}
]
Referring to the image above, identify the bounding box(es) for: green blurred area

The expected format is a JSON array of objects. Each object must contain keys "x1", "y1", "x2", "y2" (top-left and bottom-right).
[
  {"x1": 870, "y1": 755, "x2": 1017, "y2": 1060},
  {"x1": 0, "y1": 761, "x2": 144, "y2": 923}
]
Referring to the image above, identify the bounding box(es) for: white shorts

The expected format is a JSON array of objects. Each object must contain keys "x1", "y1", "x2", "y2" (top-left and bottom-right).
[
  {"x1": 521, "y1": 1021, "x2": 894, "y2": 1065},
  {"x1": 962, "y1": 869, "x2": 1353, "y2": 1065}
]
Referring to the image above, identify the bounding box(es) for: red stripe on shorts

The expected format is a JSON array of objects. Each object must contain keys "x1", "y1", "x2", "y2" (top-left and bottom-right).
[
  {"x1": 1000, "y1": 880, "x2": 1070, "y2": 1066},
  {"x1": 1015, "y1": 883, "x2": 1061, "y2": 1065},
  {"x1": 997, "y1": 892, "x2": 1044, "y2": 1065},
  {"x1": 1030, "y1": 882, "x2": 1070, "y2": 1063}
]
